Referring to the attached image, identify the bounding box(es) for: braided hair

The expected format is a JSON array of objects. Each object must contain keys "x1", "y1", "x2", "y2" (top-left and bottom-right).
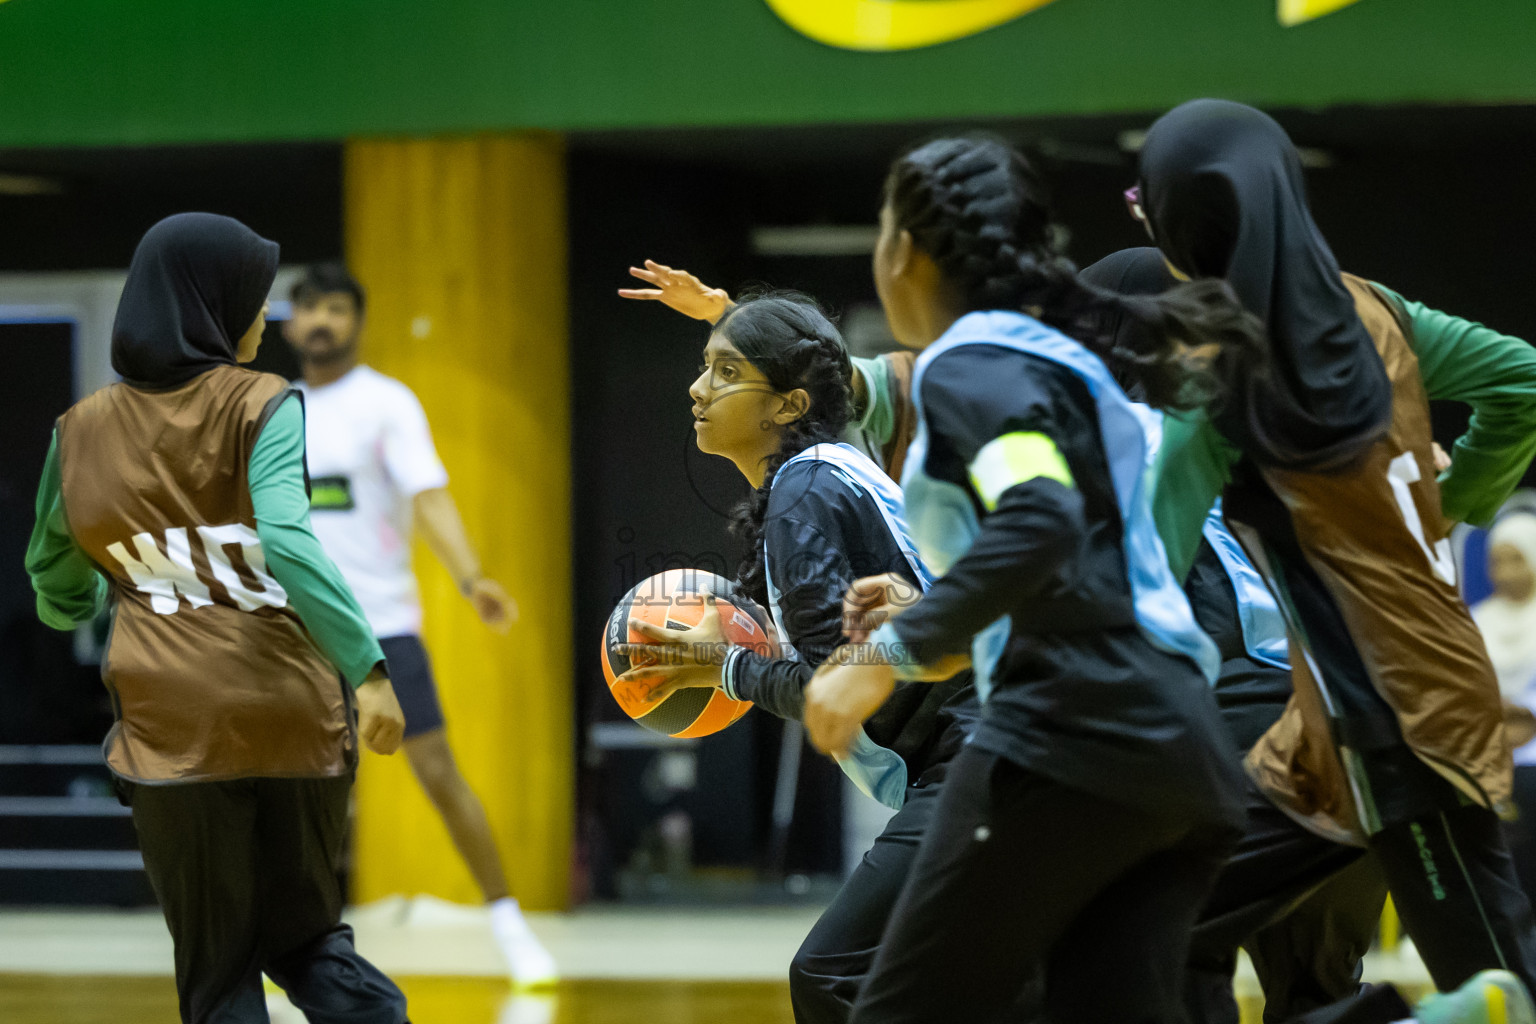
[
  {"x1": 717, "y1": 291, "x2": 854, "y2": 606},
  {"x1": 884, "y1": 136, "x2": 1265, "y2": 411}
]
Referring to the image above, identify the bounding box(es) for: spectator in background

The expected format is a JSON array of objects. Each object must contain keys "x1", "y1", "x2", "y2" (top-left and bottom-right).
[{"x1": 1473, "y1": 511, "x2": 1536, "y2": 897}]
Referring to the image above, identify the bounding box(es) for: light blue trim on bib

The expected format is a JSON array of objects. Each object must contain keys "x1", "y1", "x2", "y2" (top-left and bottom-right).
[
  {"x1": 902, "y1": 310, "x2": 1220, "y2": 689},
  {"x1": 767, "y1": 443, "x2": 933, "y2": 809},
  {"x1": 1201, "y1": 501, "x2": 1290, "y2": 670},
  {"x1": 897, "y1": 427, "x2": 1014, "y2": 700},
  {"x1": 843, "y1": 728, "x2": 911, "y2": 809},
  {"x1": 779, "y1": 443, "x2": 934, "y2": 590}
]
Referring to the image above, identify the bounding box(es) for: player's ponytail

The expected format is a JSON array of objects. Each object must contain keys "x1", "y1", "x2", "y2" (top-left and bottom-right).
[
  {"x1": 717, "y1": 292, "x2": 853, "y2": 606},
  {"x1": 884, "y1": 136, "x2": 1265, "y2": 411},
  {"x1": 1062, "y1": 275, "x2": 1264, "y2": 412}
]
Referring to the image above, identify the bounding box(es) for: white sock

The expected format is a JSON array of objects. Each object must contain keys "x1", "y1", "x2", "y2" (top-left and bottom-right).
[
  {"x1": 489, "y1": 896, "x2": 557, "y2": 983},
  {"x1": 490, "y1": 897, "x2": 529, "y2": 939}
]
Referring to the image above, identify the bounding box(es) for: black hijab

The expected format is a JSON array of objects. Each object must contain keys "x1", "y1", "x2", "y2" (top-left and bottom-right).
[
  {"x1": 1080, "y1": 246, "x2": 1174, "y2": 352},
  {"x1": 1078, "y1": 246, "x2": 1175, "y2": 402},
  {"x1": 111, "y1": 213, "x2": 280, "y2": 389},
  {"x1": 1137, "y1": 99, "x2": 1391, "y2": 471}
]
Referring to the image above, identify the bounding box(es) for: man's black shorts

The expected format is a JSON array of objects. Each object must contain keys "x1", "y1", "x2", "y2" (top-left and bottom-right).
[{"x1": 379, "y1": 634, "x2": 445, "y2": 740}]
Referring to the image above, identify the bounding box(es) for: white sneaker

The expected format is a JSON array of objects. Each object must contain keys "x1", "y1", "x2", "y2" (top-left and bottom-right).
[
  {"x1": 497, "y1": 992, "x2": 558, "y2": 1024},
  {"x1": 491, "y1": 898, "x2": 558, "y2": 989},
  {"x1": 1417, "y1": 971, "x2": 1536, "y2": 1024}
]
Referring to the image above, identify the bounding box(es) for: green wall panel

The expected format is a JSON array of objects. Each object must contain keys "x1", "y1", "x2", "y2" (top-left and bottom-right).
[{"x1": 0, "y1": 0, "x2": 1530, "y2": 146}]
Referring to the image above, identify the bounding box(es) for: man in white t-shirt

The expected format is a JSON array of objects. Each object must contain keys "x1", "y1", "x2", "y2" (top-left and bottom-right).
[{"x1": 283, "y1": 264, "x2": 556, "y2": 987}]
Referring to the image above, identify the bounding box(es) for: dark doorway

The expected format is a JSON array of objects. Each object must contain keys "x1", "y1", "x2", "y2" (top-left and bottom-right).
[{"x1": 0, "y1": 318, "x2": 103, "y2": 743}]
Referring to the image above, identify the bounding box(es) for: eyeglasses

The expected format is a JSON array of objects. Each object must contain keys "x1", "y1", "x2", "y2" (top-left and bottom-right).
[
  {"x1": 1123, "y1": 184, "x2": 1154, "y2": 240},
  {"x1": 1123, "y1": 185, "x2": 1146, "y2": 225}
]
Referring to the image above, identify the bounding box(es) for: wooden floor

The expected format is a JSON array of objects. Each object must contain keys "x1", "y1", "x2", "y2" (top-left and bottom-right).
[
  {"x1": 0, "y1": 974, "x2": 1428, "y2": 1023},
  {"x1": 0, "y1": 976, "x2": 798, "y2": 1024},
  {"x1": 0, "y1": 975, "x2": 1286, "y2": 1024}
]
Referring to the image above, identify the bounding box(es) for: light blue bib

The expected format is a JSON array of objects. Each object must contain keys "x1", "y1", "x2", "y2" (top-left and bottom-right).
[
  {"x1": 767, "y1": 443, "x2": 933, "y2": 810},
  {"x1": 1201, "y1": 501, "x2": 1290, "y2": 670},
  {"x1": 901, "y1": 311, "x2": 1220, "y2": 700}
]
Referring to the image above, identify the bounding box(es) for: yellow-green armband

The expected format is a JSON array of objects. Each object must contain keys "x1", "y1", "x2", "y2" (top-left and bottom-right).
[{"x1": 967, "y1": 432, "x2": 1073, "y2": 512}]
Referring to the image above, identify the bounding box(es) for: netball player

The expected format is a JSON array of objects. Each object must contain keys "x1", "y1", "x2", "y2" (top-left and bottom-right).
[
  {"x1": 799, "y1": 135, "x2": 1259, "y2": 1024},
  {"x1": 282, "y1": 263, "x2": 555, "y2": 986},
  {"x1": 1131, "y1": 99, "x2": 1536, "y2": 1022},
  {"x1": 26, "y1": 214, "x2": 408, "y2": 1023},
  {"x1": 610, "y1": 292, "x2": 980, "y2": 1024},
  {"x1": 1082, "y1": 247, "x2": 1391, "y2": 1023}
]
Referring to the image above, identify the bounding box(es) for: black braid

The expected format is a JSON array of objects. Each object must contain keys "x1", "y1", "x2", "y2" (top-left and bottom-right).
[
  {"x1": 886, "y1": 137, "x2": 1079, "y2": 317},
  {"x1": 885, "y1": 136, "x2": 1266, "y2": 412},
  {"x1": 717, "y1": 292, "x2": 854, "y2": 606}
]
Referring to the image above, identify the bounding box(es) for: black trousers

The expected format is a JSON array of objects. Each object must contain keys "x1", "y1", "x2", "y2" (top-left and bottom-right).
[
  {"x1": 1187, "y1": 779, "x2": 1536, "y2": 1024},
  {"x1": 847, "y1": 745, "x2": 1235, "y2": 1024},
  {"x1": 1215, "y1": 702, "x2": 1389, "y2": 1023},
  {"x1": 791, "y1": 775, "x2": 935, "y2": 1024},
  {"x1": 123, "y1": 774, "x2": 408, "y2": 1024},
  {"x1": 792, "y1": 760, "x2": 996, "y2": 1024}
]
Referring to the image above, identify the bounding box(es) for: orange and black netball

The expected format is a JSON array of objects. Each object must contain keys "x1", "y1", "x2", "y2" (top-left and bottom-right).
[{"x1": 601, "y1": 568, "x2": 776, "y2": 738}]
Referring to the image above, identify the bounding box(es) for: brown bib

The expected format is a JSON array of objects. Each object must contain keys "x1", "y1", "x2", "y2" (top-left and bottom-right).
[
  {"x1": 57, "y1": 365, "x2": 353, "y2": 783},
  {"x1": 1245, "y1": 276, "x2": 1510, "y2": 842}
]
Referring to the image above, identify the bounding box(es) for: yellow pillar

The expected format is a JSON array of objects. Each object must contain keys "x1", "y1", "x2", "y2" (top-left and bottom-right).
[{"x1": 343, "y1": 134, "x2": 572, "y2": 910}]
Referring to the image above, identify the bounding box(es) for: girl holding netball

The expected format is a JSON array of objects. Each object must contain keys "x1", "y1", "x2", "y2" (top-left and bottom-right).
[{"x1": 612, "y1": 292, "x2": 978, "y2": 1024}]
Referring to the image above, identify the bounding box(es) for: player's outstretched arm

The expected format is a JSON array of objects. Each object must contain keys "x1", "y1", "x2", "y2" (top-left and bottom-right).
[
  {"x1": 619, "y1": 258, "x2": 879, "y2": 424},
  {"x1": 804, "y1": 646, "x2": 897, "y2": 760},
  {"x1": 414, "y1": 487, "x2": 517, "y2": 633},
  {"x1": 618, "y1": 260, "x2": 733, "y2": 324}
]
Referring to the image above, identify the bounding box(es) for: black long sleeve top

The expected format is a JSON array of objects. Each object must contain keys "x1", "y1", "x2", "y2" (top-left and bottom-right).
[
  {"x1": 724, "y1": 454, "x2": 979, "y2": 777},
  {"x1": 887, "y1": 345, "x2": 1244, "y2": 826}
]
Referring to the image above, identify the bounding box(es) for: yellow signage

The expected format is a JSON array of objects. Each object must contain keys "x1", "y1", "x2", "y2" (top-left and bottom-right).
[
  {"x1": 764, "y1": 0, "x2": 1058, "y2": 51},
  {"x1": 767, "y1": 0, "x2": 1368, "y2": 50},
  {"x1": 1279, "y1": 0, "x2": 1364, "y2": 26}
]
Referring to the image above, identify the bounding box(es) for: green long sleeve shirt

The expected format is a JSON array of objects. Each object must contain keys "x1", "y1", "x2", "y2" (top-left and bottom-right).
[
  {"x1": 27, "y1": 431, "x2": 109, "y2": 631},
  {"x1": 1378, "y1": 286, "x2": 1536, "y2": 527},
  {"x1": 26, "y1": 394, "x2": 384, "y2": 687},
  {"x1": 1151, "y1": 287, "x2": 1536, "y2": 579},
  {"x1": 852, "y1": 355, "x2": 898, "y2": 446}
]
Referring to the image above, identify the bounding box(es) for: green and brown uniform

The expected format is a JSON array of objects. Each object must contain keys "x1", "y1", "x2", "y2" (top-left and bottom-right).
[
  {"x1": 27, "y1": 365, "x2": 384, "y2": 781},
  {"x1": 1154, "y1": 278, "x2": 1536, "y2": 1007},
  {"x1": 1155, "y1": 277, "x2": 1536, "y2": 841},
  {"x1": 34, "y1": 211, "x2": 410, "y2": 1024}
]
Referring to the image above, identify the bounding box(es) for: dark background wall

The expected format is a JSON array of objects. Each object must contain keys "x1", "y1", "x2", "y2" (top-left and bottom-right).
[
  {"x1": 0, "y1": 321, "x2": 94, "y2": 743},
  {"x1": 562, "y1": 106, "x2": 1536, "y2": 885},
  {"x1": 0, "y1": 145, "x2": 341, "y2": 273}
]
